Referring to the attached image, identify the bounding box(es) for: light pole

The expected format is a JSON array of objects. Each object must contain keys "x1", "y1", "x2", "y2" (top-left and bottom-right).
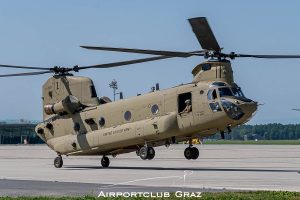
[{"x1": 109, "y1": 79, "x2": 118, "y2": 101}]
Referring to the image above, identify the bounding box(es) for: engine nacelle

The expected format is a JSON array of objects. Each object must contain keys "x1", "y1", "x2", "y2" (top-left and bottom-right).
[
  {"x1": 44, "y1": 95, "x2": 81, "y2": 115},
  {"x1": 42, "y1": 76, "x2": 99, "y2": 120}
]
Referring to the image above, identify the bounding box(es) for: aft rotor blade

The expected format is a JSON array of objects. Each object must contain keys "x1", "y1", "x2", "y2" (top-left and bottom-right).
[
  {"x1": 235, "y1": 54, "x2": 300, "y2": 59},
  {"x1": 80, "y1": 46, "x2": 205, "y2": 57},
  {"x1": 0, "y1": 71, "x2": 53, "y2": 78},
  {"x1": 79, "y1": 55, "x2": 178, "y2": 70},
  {"x1": 0, "y1": 64, "x2": 50, "y2": 70},
  {"x1": 188, "y1": 17, "x2": 221, "y2": 52}
]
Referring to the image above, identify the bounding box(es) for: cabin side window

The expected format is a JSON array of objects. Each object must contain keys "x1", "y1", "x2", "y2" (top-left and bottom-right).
[
  {"x1": 99, "y1": 117, "x2": 105, "y2": 127},
  {"x1": 124, "y1": 111, "x2": 132, "y2": 121},
  {"x1": 151, "y1": 104, "x2": 159, "y2": 115}
]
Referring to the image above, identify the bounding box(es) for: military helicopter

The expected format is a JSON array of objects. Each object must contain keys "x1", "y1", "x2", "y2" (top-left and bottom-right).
[{"x1": 1, "y1": 17, "x2": 300, "y2": 168}]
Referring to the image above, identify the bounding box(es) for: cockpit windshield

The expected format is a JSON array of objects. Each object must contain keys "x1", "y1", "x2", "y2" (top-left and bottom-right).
[
  {"x1": 231, "y1": 87, "x2": 244, "y2": 98},
  {"x1": 219, "y1": 87, "x2": 245, "y2": 98},
  {"x1": 218, "y1": 87, "x2": 233, "y2": 97},
  {"x1": 207, "y1": 86, "x2": 245, "y2": 100}
]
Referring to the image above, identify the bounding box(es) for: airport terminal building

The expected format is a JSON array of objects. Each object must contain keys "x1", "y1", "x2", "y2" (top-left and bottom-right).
[{"x1": 0, "y1": 123, "x2": 43, "y2": 144}]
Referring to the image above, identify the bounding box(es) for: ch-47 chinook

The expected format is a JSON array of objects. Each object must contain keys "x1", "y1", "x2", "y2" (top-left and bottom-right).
[{"x1": 1, "y1": 17, "x2": 300, "y2": 168}]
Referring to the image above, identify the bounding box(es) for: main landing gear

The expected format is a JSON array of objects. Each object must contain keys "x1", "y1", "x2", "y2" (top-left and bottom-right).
[
  {"x1": 137, "y1": 146, "x2": 155, "y2": 160},
  {"x1": 184, "y1": 139, "x2": 199, "y2": 160},
  {"x1": 54, "y1": 155, "x2": 63, "y2": 168},
  {"x1": 184, "y1": 146, "x2": 199, "y2": 160},
  {"x1": 101, "y1": 156, "x2": 110, "y2": 168},
  {"x1": 53, "y1": 155, "x2": 110, "y2": 168}
]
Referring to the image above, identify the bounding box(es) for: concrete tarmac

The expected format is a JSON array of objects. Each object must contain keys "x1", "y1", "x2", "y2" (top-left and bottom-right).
[{"x1": 0, "y1": 144, "x2": 299, "y2": 196}]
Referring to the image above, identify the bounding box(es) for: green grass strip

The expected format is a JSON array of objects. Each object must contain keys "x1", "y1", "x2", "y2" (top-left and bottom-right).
[
  {"x1": 204, "y1": 140, "x2": 300, "y2": 145},
  {"x1": 0, "y1": 191, "x2": 300, "y2": 200}
]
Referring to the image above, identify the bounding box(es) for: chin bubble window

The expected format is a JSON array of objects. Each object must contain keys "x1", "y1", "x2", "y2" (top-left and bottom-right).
[{"x1": 209, "y1": 102, "x2": 222, "y2": 112}]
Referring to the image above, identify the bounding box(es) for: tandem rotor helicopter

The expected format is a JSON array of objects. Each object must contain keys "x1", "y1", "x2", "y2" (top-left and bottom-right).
[{"x1": 1, "y1": 17, "x2": 300, "y2": 168}]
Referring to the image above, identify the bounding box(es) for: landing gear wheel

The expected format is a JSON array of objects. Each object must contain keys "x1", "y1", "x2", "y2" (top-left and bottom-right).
[
  {"x1": 147, "y1": 147, "x2": 155, "y2": 160},
  {"x1": 184, "y1": 147, "x2": 193, "y2": 160},
  {"x1": 184, "y1": 147, "x2": 199, "y2": 160},
  {"x1": 54, "y1": 156, "x2": 63, "y2": 168},
  {"x1": 191, "y1": 147, "x2": 199, "y2": 160},
  {"x1": 139, "y1": 146, "x2": 148, "y2": 160},
  {"x1": 101, "y1": 156, "x2": 110, "y2": 168}
]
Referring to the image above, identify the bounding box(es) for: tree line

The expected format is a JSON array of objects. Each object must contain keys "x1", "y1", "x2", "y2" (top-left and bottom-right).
[
  {"x1": 210, "y1": 123, "x2": 300, "y2": 140},
  {"x1": 1, "y1": 123, "x2": 300, "y2": 144}
]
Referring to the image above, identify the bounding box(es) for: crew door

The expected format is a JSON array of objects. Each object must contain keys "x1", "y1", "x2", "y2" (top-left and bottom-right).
[{"x1": 177, "y1": 92, "x2": 193, "y2": 129}]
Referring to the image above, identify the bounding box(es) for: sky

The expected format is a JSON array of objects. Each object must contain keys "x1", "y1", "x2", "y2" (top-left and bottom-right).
[{"x1": 0, "y1": 0, "x2": 300, "y2": 124}]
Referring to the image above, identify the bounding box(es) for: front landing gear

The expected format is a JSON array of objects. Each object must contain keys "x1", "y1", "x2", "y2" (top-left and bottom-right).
[
  {"x1": 139, "y1": 146, "x2": 155, "y2": 160},
  {"x1": 54, "y1": 155, "x2": 63, "y2": 168},
  {"x1": 184, "y1": 147, "x2": 199, "y2": 160},
  {"x1": 184, "y1": 138, "x2": 199, "y2": 160},
  {"x1": 101, "y1": 156, "x2": 110, "y2": 168}
]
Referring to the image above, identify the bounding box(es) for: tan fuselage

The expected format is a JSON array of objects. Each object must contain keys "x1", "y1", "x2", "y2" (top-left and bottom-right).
[{"x1": 36, "y1": 80, "x2": 257, "y2": 156}]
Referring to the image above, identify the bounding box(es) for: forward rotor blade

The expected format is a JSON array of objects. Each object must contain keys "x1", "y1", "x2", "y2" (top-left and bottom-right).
[
  {"x1": 0, "y1": 64, "x2": 50, "y2": 70},
  {"x1": 188, "y1": 17, "x2": 221, "y2": 52},
  {"x1": 292, "y1": 109, "x2": 300, "y2": 111},
  {"x1": 80, "y1": 46, "x2": 204, "y2": 57},
  {"x1": 235, "y1": 54, "x2": 300, "y2": 59},
  {"x1": 79, "y1": 55, "x2": 177, "y2": 70},
  {"x1": 0, "y1": 71, "x2": 53, "y2": 78}
]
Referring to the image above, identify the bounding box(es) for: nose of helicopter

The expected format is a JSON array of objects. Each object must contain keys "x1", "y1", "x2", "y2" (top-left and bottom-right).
[{"x1": 239, "y1": 100, "x2": 258, "y2": 119}]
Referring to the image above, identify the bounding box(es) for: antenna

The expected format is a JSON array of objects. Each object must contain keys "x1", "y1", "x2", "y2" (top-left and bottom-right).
[
  {"x1": 156, "y1": 83, "x2": 160, "y2": 90},
  {"x1": 109, "y1": 79, "x2": 118, "y2": 101}
]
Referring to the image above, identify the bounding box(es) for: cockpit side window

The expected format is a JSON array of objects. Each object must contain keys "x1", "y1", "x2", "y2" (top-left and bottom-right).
[
  {"x1": 207, "y1": 89, "x2": 218, "y2": 100},
  {"x1": 208, "y1": 89, "x2": 222, "y2": 112}
]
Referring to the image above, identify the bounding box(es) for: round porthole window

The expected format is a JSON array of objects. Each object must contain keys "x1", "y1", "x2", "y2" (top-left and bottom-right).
[
  {"x1": 151, "y1": 104, "x2": 159, "y2": 114},
  {"x1": 99, "y1": 117, "x2": 105, "y2": 127},
  {"x1": 124, "y1": 111, "x2": 132, "y2": 121}
]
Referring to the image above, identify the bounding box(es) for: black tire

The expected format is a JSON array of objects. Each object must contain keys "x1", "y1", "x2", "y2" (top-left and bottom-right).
[
  {"x1": 184, "y1": 147, "x2": 192, "y2": 160},
  {"x1": 191, "y1": 147, "x2": 199, "y2": 160},
  {"x1": 54, "y1": 156, "x2": 63, "y2": 168},
  {"x1": 101, "y1": 156, "x2": 110, "y2": 168},
  {"x1": 139, "y1": 146, "x2": 148, "y2": 160},
  {"x1": 147, "y1": 147, "x2": 155, "y2": 160}
]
